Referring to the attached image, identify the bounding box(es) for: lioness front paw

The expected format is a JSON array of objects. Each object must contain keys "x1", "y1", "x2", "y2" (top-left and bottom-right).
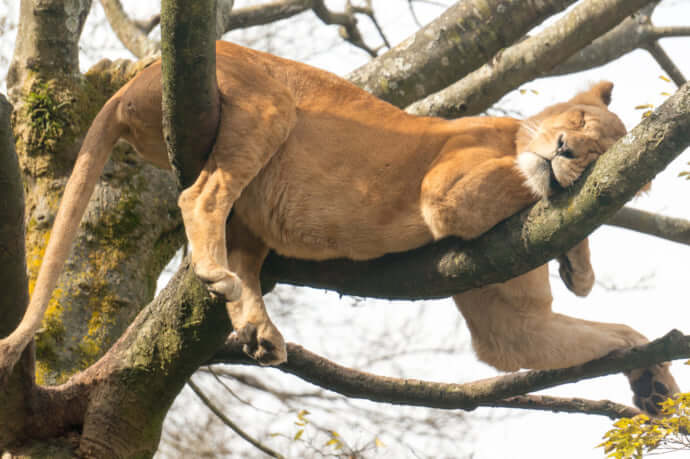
[
  {"x1": 628, "y1": 364, "x2": 680, "y2": 416},
  {"x1": 558, "y1": 254, "x2": 594, "y2": 297},
  {"x1": 236, "y1": 322, "x2": 287, "y2": 366},
  {"x1": 194, "y1": 265, "x2": 242, "y2": 302}
]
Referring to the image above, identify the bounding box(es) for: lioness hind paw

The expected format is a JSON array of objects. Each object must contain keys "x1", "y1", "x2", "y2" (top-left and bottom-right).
[
  {"x1": 629, "y1": 365, "x2": 680, "y2": 416},
  {"x1": 237, "y1": 323, "x2": 287, "y2": 366}
]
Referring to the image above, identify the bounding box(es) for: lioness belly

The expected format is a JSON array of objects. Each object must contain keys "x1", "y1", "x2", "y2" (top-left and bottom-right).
[{"x1": 233, "y1": 150, "x2": 433, "y2": 261}]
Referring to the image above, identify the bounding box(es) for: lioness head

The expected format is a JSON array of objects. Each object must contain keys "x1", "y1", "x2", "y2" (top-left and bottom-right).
[{"x1": 516, "y1": 81, "x2": 627, "y2": 197}]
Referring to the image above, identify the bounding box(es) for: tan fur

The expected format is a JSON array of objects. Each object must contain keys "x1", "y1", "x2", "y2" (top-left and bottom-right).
[{"x1": 0, "y1": 43, "x2": 678, "y2": 412}]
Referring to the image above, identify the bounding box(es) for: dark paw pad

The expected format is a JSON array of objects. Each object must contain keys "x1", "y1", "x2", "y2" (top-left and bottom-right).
[{"x1": 630, "y1": 368, "x2": 677, "y2": 416}]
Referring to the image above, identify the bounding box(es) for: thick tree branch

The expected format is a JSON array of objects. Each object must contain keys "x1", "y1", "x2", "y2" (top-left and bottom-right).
[
  {"x1": 7, "y1": 0, "x2": 92, "y2": 92},
  {"x1": 100, "y1": 0, "x2": 160, "y2": 59},
  {"x1": 261, "y1": 83, "x2": 690, "y2": 299},
  {"x1": 545, "y1": 3, "x2": 659, "y2": 77},
  {"x1": 210, "y1": 331, "x2": 689, "y2": 418},
  {"x1": 406, "y1": 0, "x2": 657, "y2": 117},
  {"x1": 161, "y1": 0, "x2": 220, "y2": 188},
  {"x1": 347, "y1": 0, "x2": 578, "y2": 108},
  {"x1": 608, "y1": 207, "x2": 690, "y2": 246}
]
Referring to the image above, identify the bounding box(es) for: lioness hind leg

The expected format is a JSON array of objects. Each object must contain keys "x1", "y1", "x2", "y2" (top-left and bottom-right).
[
  {"x1": 179, "y1": 90, "x2": 296, "y2": 304},
  {"x1": 179, "y1": 163, "x2": 242, "y2": 302},
  {"x1": 226, "y1": 216, "x2": 286, "y2": 365},
  {"x1": 454, "y1": 266, "x2": 680, "y2": 414},
  {"x1": 628, "y1": 365, "x2": 680, "y2": 416}
]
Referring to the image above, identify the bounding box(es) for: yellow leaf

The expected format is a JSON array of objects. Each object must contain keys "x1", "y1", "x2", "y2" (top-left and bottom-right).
[
  {"x1": 325, "y1": 438, "x2": 339, "y2": 447},
  {"x1": 294, "y1": 429, "x2": 304, "y2": 441},
  {"x1": 375, "y1": 437, "x2": 386, "y2": 448},
  {"x1": 642, "y1": 110, "x2": 653, "y2": 118},
  {"x1": 634, "y1": 104, "x2": 654, "y2": 110},
  {"x1": 661, "y1": 92, "x2": 671, "y2": 96},
  {"x1": 660, "y1": 75, "x2": 671, "y2": 82},
  {"x1": 330, "y1": 430, "x2": 340, "y2": 438},
  {"x1": 531, "y1": 89, "x2": 539, "y2": 95},
  {"x1": 519, "y1": 89, "x2": 527, "y2": 94}
]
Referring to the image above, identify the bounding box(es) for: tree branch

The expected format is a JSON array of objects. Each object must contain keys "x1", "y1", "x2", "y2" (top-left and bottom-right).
[
  {"x1": 221, "y1": 0, "x2": 311, "y2": 32},
  {"x1": 100, "y1": 0, "x2": 160, "y2": 59},
  {"x1": 261, "y1": 82, "x2": 690, "y2": 299},
  {"x1": 644, "y1": 40, "x2": 687, "y2": 87},
  {"x1": 7, "y1": 0, "x2": 92, "y2": 91},
  {"x1": 347, "y1": 0, "x2": 579, "y2": 107},
  {"x1": 406, "y1": 0, "x2": 657, "y2": 117},
  {"x1": 545, "y1": 3, "x2": 659, "y2": 77},
  {"x1": 608, "y1": 207, "x2": 690, "y2": 246},
  {"x1": 161, "y1": 0, "x2": 220, "y2": 188},
  {"x1": 210, "y1": 331, "x2": 689, "y2": 418},
  {"x1": 311, "y1": 0, "x2": 377, "y2": 57}
]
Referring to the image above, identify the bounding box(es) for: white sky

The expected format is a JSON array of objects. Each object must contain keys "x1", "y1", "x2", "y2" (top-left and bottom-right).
[{"x1": 3, "y1": 0, "x2": 690, "y2": 457}]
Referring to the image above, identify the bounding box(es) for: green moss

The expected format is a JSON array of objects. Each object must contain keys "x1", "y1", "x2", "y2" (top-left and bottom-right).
[{"x1": 24, "y1": 82, "x2": 68, "y2": 153}]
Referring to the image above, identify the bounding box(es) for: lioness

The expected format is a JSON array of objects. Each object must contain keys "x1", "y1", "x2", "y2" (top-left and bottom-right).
[{"x1": 1, "y1": 41, "x2": 678, "y2": 414}]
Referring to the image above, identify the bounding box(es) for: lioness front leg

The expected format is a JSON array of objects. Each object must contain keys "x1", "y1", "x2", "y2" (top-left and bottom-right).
[
  {"x1": 225, "y1": 216, "x2": 286, "y2": 365},
  {"x1": 421, "y1": 154, "x2": 536, "y2": 240}
]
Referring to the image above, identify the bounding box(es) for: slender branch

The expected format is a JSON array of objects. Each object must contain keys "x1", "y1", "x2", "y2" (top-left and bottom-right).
[
  {"x1": 188, "y1": 379, "x2": 285, "y2": 459},
  {"x1": 406, "y1": 0, "x2": 657, "y2": 117},
  {"x1": 608, "y1": 207, "x2": 690, "y2": 246},
  {"x1": 133, "y1": 14, "x2": 161, "y2": 34},
  {"x1": 222, "y1": 0, "x2": 311, "y2": 31},
  {"x1": 210, "y1": 331, "x2": 689, "y2": 418},
  {"x1": 651, "y1": 26, "x2": 690, "y2": 39},
  {"x1": 644, "y1": 40, "x2": 687, "y2": 87},
  {"x1": 100, "y1": 0, "x2": 160, "y2": 59}
]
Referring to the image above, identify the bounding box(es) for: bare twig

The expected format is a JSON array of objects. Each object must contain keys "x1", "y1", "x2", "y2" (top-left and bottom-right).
[
  {"x1": 188, "y1": 379, "x2": 285, "y2": 459},
  {"x1": 311, "y1": 0, "x2": 377, "y2": 56},
  {"x1": 100, "y1": 0, "x2": 160, "y2": 58},
  {"x1": 350, "y1": 0, "x2": 391, "y2": 50}
]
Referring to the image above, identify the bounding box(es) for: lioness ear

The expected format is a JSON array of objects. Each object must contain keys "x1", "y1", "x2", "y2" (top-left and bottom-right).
[{"x1": 569, "y1": 81, "x2": 614, "y2": 107}]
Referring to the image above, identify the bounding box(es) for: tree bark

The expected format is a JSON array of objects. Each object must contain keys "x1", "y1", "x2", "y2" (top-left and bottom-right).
[
  {"x1": 347, "y1": 0, "x2": 578, "y2": 108},
  {"x1": 161, "y1": 0, "x2": 220, "y2": 188},
  {"x1": 7, "y1": 0, "x2": 92, "y2": 92}
]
